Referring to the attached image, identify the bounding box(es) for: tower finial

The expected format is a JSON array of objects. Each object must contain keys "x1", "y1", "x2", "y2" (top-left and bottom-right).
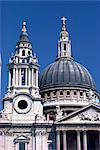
[
  {"x1": 22, "y1": 21, "x2": 27, "y2": 32},
  {"x1": 61, "y1": 16, "x2": 66, "y2": 31}
]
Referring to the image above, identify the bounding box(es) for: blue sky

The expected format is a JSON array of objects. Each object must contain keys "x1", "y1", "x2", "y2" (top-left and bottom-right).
[{"x1": 0, "y1": 1, "x2": 100, "y2": 109}]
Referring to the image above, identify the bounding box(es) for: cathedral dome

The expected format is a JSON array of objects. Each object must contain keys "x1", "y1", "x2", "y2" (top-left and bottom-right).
[
  {"x1": 40, "y1": 17, "x2": 96, "y2": 92},
  {"x1": 40, "y1": 58, "x2": 96, "y2": 91}
]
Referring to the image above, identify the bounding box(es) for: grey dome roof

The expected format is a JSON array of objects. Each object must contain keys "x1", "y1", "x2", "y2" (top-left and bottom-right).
[{"x1": 40, "y1": 58, "x2": 96, "y2": 91}]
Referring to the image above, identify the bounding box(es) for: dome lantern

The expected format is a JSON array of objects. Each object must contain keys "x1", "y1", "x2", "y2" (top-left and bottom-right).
[{"x1": 57, "y1": 17, "x2": 72, "y2": 59}]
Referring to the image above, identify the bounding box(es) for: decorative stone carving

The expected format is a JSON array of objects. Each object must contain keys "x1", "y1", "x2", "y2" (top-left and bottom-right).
[
  {"x1": 79, "y1": 109, "x2": 100, "y2": 121},
  {"x1": 56, "y1": 105, "x2": 63, "y2": 116},
  {"x1": 0, "y1": 110, "x2": 9, "y2": 120},
  {"x1": 88, "y1": 90, "x2": 94, "y2": 101},
  {"x1": 56, "y1": 105, "x2": 63, "y2": 120}
]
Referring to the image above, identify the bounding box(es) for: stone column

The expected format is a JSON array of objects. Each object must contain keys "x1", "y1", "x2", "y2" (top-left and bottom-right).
[
  {"x1": 36, "y1": 70, "x2": 38, "y2": 87},
  {"x1": 13, "y1": 68, "x2": 15, "y2": 86},
  {"x1": 63, "y1": 131, "x2": 67, "y2": 150},
  {"x1": 57, "y1": 91, "x2": 59, "y2": 101},
  {"x1": 0, "y1": 132, "x2": 4, "y2": 150},
  {"x1": 77, "y1": 90, "x2": 80, "y2": 100},
  {"x1": 32, "y1": 69, "x2": 34, "y2": 86},
  {"x1": 70, "y1": 90, "x2": 73, "y2": 100},
  {"x1": 15, "y1": 143, "x2": 19, "y2": 150},
  {"x1": 29, "y1": 68, "x2": 31, "y2": 87},
  {"x1": 83, "y1": 131, "x2": 87, "y2": 150},
  {"x1": 32, "y1": 134, "x2": 35, "y2": 150},
  {"x1": 16, "y1": 68, "x2": 18, "y2": 86},
  {"x1": 8, "y1": 71, "x2": 11, "y2": 88},
  {"x1": 56, "y1": 131, "x2": 60, "y2": 150},
  {"x1": 25, "y1": 143, "x2": 28, "y2": 150},
  {"x1": 63, "y1": 90, "x2": 66, "y2": 100},
  {"x1": 99, "y1": 131, "x2": 100, "y2": 150},
  {"x1": 77, "y1": 131, "x2": 81, "y2": 150},
  {"x1": 19, "y1": 68, "x2": 21, "y2": 86},
  {"x1": 26, "y1": 68, "x2": 27, "y2": 86}
]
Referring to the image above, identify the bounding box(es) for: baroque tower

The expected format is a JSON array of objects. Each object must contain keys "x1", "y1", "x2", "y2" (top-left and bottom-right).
[
  {"x1": 7, "y1": 22, "x2": 39, "y2": 97},
  {"x1": 3, "y1": 22, "x2": 43, "y2": 123}
]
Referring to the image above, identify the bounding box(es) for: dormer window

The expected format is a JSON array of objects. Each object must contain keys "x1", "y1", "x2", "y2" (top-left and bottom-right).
[{"x1": 22, "y1": 50, "x2": 25, "y2": 56}]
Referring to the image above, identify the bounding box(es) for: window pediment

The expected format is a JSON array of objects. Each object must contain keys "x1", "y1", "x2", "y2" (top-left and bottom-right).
[{"x1": 14, "y1": 135, "x2": 30, "y2": 144}]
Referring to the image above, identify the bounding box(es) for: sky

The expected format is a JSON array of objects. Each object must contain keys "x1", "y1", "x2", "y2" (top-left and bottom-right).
[{"x1": 0, "y1": 1, "x2": 100, "y2": 109}]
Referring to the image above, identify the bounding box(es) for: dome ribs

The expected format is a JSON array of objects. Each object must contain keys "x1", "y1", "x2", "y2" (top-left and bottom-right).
[{"x1": 40, "y1": 58, "x2": 96, "y2": 91}]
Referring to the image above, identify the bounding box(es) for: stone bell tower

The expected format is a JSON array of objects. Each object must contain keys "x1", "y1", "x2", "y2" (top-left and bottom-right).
[
  {"x1": 3, "y1": 22, "x2": 43, "y2": 123},
  {"x1": 7, "y1": 22, "x2": 39, "y2": 97}
]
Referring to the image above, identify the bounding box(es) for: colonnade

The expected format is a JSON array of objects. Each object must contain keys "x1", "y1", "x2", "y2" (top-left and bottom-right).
[
  {"x1": 56, "y1": 130, "x2": 100, "y2": 150},
  {"x1": 8, "y1": 67, "x2": 38, "y2": 88}
]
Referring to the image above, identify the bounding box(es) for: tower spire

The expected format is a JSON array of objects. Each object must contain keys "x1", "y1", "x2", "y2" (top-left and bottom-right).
[
  {"x1": 19, "y1": 21, "x2": 28, "y2": 42},
  {"x1": 57, "y1": 16, "x2": 72, "y2": 59}
]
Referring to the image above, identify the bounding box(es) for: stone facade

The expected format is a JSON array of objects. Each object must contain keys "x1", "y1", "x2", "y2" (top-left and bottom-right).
[{"x1": 0, "y1": 17, "x2": 100, "y2": 150}]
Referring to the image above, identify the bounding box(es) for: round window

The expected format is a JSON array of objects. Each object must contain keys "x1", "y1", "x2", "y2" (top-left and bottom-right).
[{"x1": 18, "y1": 100, "x2": 28, "y2": 109}]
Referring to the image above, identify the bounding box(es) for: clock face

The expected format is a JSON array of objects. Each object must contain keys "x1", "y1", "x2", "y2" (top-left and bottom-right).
[
  {"x1": 13, "y1": 94, "x2": 32, "y2": 114},
  {"x1": 18, "y1": 100, "x2": 28, "y2": 109}
]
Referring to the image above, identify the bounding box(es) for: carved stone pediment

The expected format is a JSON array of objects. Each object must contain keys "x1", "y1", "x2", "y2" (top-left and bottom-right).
[
  {"x1": 78, "y1": 108, "x2": 100, "y2": 121},
  {"x1": 56, "y1": 103, "x2": 100, "y2": 123}
]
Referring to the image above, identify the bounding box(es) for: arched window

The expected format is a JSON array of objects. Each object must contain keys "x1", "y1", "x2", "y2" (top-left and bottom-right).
[
  {"x1": 28, "y1": 51, "x2": 30, "y2": 55},
  {"x1": 67, "y1": 90, "x2": 70, "y2": 96},
  {"x1": 74, "y1": 91, "x2": 77, "y2": 96},
  {"x1": 60, "y1": 91, "x2": 63, "y2": 95},
  {"x1": 80, "y1": 91, "x2": 83, "y2": 97},
  {"x1": 22, "y1": 50, "x2": 25, "y2": 56}
]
